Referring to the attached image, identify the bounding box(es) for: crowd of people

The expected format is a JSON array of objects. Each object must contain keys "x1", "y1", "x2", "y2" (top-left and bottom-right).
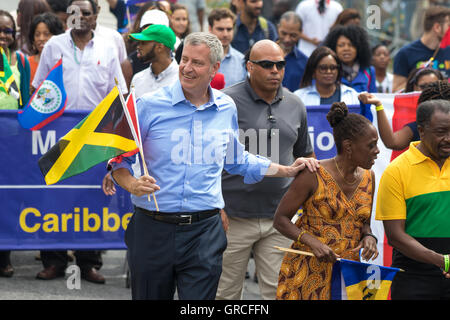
[{"x1": 0, "y1": 0, "x2": 449, "y2": 300}]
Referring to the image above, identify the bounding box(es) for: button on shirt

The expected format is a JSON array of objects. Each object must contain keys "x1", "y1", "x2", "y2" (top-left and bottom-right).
[
  {"x1": 131, "y1": 59, "x2": 179, "y2": 99},
  {"x1": 112, "y1": 79, "x2": 271, "y2": 212},
  {"x1": 32, "y1": 30, "x2": 127, "y2": 110},
  {"x1": 219, "y1": 45, "x2": 247, "y2": 88}
]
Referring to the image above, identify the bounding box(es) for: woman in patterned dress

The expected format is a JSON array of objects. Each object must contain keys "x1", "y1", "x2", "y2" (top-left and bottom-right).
[{"x1": 274, "y1": 102, "x2": 380, "y2": 300}]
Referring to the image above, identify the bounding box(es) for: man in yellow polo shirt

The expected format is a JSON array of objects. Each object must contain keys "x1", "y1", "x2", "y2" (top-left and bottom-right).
[{"x1": 376, "y1": 99, "x2": 450, "y2": 300}]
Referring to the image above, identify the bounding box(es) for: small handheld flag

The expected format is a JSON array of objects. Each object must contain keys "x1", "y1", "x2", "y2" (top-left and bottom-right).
[
  {"x1": 38, "y1": 86, "x2": 138, "y2": 185},
  {"x1": 18, "y1": 58, "x2": 67, "y2": 130}
]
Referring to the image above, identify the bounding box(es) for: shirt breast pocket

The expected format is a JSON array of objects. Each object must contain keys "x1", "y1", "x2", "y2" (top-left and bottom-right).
[{"x1": 90, "y1": 62, "x2": 110, "y2": 91}]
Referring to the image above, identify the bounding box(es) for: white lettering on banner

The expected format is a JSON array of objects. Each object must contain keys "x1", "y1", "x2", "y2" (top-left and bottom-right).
[
  {"x1": 32, "y1": 130, "x2": 56, "y2": 155},
  {"x1": 308, "y1": 126, "x2": 334, "y2": 151}
]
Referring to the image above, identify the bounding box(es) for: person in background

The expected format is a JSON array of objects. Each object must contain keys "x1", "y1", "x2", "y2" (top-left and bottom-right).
[
  {"x1": 376, "y1": 99, "x2": 450, "y2": 300},
  {"x1": 294, "y1": 46, "x2": 359, "y2": 106},
  {"x1": 372, "y1": 44, "x2": 393, "y2": 93},
  {"x1": 16, "y1": 0, "x2": 51, "y2": 55},
  {"x1": 323, "y1": 24, "x2": 377, "y2": 121},
  {"x1": 404, "y1": 67, "x2": 444, "y2": 93},
  {"x1": 231, "y1": 0, "x2": 278, "y2": 54},
  {"x1": 208, "y1": 8, "x2": 246, "y2": 88},
  {"x1": 45, "y1": 0, "x2": 70, "y2": 30},
  {"x1": 393, "y1": 6, "x2": 450, "y2": 92},
  {"x1": 276, "y1": 11, "x2": 308, "y2": 92},
  {"x1": 170, "y1": 3, "x2": 191, "y2": 43},
  {"x1": 0, "y1": 9, "x2": 31, "y2": 278},
  {"x1": 330, "y1": 8, "x2": 361, "y2": 29},
  {"x1": 359, "y1": 80, "x2": 449, "y2": 152},
  {"x1": 27, "y1": 13, "x2": 64, "y2": 84},
  {"x1": 275, "y1": 101, "x2": 379, "y2": 300},
  {"x1": 121, "y1": 8, "x2": 170, "y2": 90},
  {"x1": 294, "y1": 0, "x2": 342, "y2": 57}
]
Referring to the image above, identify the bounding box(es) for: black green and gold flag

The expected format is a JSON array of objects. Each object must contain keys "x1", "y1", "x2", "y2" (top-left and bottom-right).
[
  {"x1": 38, "y1": 86, "x2": 138, "y2": 185},
  {"x1": 0, "y1": 47, "x2": 21, "y2": 104}
]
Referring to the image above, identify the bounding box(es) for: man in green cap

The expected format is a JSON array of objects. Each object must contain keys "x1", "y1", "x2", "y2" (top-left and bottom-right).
[{"x1": 128, "y1": 24, "x2": 179, "y2": 99}]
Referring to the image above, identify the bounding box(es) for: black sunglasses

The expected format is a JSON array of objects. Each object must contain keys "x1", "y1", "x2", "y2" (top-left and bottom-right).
[
  {"x1": 250, "y1": 60, "x2": 286, "y2": 70},
  {"x1": 0, "y1": 28, "x2": 14, "y2": 35}
]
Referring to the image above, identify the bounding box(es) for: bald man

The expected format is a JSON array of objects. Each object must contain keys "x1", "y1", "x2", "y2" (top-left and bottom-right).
[{"x1": 216, "y1": 40, "x2": 314, "y2": 300}]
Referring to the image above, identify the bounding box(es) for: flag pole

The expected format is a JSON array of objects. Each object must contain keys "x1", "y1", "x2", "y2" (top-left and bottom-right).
[
  {"x1": 274, "y1": 246, "x2": 341, "y2": 261},
  {"x1": 115, "y1": 79, "x2": 159, "y2": 211}
]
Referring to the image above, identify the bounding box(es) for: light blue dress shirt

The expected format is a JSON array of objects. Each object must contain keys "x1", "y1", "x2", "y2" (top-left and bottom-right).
[
  {"x1": 219, "y1": 45, "x2": 247, "y2": 88},
  {"x1": 112, "y1": 79, "x2": 271, "y2": 212}
]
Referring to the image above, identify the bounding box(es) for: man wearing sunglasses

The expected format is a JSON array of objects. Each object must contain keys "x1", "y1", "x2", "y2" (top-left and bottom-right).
[{"x1": 216, "y1": 40, "x2": 315, "y2": 300}]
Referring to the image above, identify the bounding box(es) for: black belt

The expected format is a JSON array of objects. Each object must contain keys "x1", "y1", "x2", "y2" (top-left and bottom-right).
[{"x1": 135, "y1": 207, "x2": 220, "y2": 225}]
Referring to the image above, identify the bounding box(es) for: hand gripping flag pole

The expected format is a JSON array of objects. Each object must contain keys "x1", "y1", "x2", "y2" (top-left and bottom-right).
[{"x1": 115, "y1": 79, "x2": 159, "y2": 211}]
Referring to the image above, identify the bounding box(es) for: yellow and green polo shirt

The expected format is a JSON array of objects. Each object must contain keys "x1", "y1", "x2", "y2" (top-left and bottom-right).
[{"x1": 376, "y1": 141, "x2": 450, "y2": 275}]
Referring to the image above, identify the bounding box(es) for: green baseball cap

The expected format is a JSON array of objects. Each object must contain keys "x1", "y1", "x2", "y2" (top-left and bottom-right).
[{"x1": 129, "y1": 24, "x2": 176, "y2": 51}]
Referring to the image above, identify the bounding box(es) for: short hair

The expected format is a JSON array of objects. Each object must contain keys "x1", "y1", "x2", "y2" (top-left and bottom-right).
[
  {"x1": 208, "y1": 8, "x2": 236, "y2": 28},
  {"x1": 331, "y1": 8, "x2": 361, "y2": 29},
  {"x1": 28, "y1": 13, "x2": 64, "y2": 54},
  {"x1": 279, "y1": 11, "x2": 302, "y2": 31},
  {"x1": 323, "y1": 24, "x2": 372, "y2": 70},
  {"x1": 0, "y1": 10, "x2": 17, "y2": 51},
  {"x1": 418, "y1": 81, "x2": 450, "y2": 104},
  {"x1": 423, "y1": 6, "x2": 450, "y2": 32},
  {"x1": 68, "y1": 0, "x2": 98, "y2": 15},
  {"x1": 405, "y1": 68, "x2": 444, "y2": 93},
  {"x1": 327, "y1": 102, "x2": 372, "y2": 153},
  {"x1": 184, "y1": 32, "x2": 224, "y2": 65},
  {"x1": 300, "y1": 46, "x2": 342, "y2": 88},
  {"x1": 416, "y1": 99, "x2": 450, "y2": 128}
]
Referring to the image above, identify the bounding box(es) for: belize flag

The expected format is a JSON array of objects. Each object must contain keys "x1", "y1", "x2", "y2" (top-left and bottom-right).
[{"x1": 18, "y1": 58, "x2": 67, "y2": 130}]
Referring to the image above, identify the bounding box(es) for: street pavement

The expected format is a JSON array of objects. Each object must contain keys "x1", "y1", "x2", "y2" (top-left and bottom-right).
[{"x1": 0, "y1": 250, "x2": 261, "y2": 300}]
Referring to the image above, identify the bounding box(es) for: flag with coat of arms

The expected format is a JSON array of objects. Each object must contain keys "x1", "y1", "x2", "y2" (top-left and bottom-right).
[{"x1": 18, "y1": 58, "x2": 67, "y2": 130}]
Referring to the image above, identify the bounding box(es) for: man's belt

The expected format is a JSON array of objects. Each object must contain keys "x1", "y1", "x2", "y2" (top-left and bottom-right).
[{"x1": 135, "y1": 207, "x2": 220, "y2": 225}]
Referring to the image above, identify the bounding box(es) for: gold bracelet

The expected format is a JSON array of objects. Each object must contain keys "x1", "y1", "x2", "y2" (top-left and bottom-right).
[
  {"x1": 296, "y1": 230, "x2": 308, "y2": 244},
  {"x1": 375, "y1": 104, "x2": 384, "y2": 112}
]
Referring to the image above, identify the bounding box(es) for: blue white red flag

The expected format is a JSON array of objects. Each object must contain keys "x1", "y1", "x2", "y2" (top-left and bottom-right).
[{"x1": 18, "y1": 58, "x2": 67, "y2": 130}]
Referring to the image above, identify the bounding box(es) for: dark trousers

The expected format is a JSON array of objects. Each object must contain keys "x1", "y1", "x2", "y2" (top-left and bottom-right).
[
  {"x1": 40, "y1": 250, "x2": 103, "y2": 271},
  {"x1": 391, "y1": 271, "x2": 450, "y2": 300},
  {"x1": 125, "y1": 210, "x2": 227, "y2": 300},
  {"x1": 0, "y1": 251, "x2": 11, "y2": 267}
]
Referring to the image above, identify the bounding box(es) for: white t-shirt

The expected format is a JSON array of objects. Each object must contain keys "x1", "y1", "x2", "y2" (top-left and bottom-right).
[{"x1": 295, "y1": 0, "x2": 343, "y2": 57}]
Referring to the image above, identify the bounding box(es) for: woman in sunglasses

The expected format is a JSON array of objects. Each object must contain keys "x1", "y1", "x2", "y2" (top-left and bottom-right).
[
  {"x1": 404, "y1": 67, "x2": 443, "y2": 94},
  {"x1": 0, "y1": 10, "x2": 30, "y2": 111},
  {"x1": 294, "y1": 46, "x2": 359, "y2": 106}
]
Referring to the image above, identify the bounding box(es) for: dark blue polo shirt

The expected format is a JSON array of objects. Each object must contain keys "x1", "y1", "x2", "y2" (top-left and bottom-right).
[
  {"x1": 282, "y1": 47, "x2": 308, "y2": 92},
  {"x1": 231, "y1": 15, "x2": 278, "y2": 54}
]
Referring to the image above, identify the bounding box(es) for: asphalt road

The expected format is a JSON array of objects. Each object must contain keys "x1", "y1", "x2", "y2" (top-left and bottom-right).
[{"x1": 0, "y1": 250, "x2": 261, "y2": 300}]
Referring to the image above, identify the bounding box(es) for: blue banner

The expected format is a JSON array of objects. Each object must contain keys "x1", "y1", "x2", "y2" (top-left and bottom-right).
[
  {"x1": 0, "y1": 110, "x2": 132, "y2": 250},
  {"x1": 0, "y1": 105, "x2": 359, "y2": 250}
]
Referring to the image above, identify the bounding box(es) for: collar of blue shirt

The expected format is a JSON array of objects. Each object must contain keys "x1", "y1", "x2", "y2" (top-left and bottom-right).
[{"x1": 170, "y1": 79, "x2": 230, "y2": 111}]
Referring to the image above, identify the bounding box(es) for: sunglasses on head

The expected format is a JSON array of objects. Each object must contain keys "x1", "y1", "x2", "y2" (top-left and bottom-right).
[{"x1": 250, "y1": 60, "x2": 286, "y2": 70}]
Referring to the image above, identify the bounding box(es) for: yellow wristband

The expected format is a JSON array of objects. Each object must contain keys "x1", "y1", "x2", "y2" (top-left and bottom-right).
[
  {"x1": 297, "y1": 230, "x2": 308, "y2": 244},
  {"x1": 375, "y1": 104, "x2": 384, "y2": 112}
]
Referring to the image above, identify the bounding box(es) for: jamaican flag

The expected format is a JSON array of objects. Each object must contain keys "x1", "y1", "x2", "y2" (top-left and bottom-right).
[
  {"x1": 38, "y1": 86, "x2": 138, "y2": 185},
  {"x1": 0, "y1": 47, "x2": 21, "y2": 104}
]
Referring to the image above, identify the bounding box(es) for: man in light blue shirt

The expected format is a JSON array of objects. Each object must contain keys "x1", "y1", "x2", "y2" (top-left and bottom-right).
[
  {"x1": 208, "y1": 8, "x2": 247, "y2": 87},
  {"x1": 111, "y1": 32, "x2": 319, "y2": 300}
]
